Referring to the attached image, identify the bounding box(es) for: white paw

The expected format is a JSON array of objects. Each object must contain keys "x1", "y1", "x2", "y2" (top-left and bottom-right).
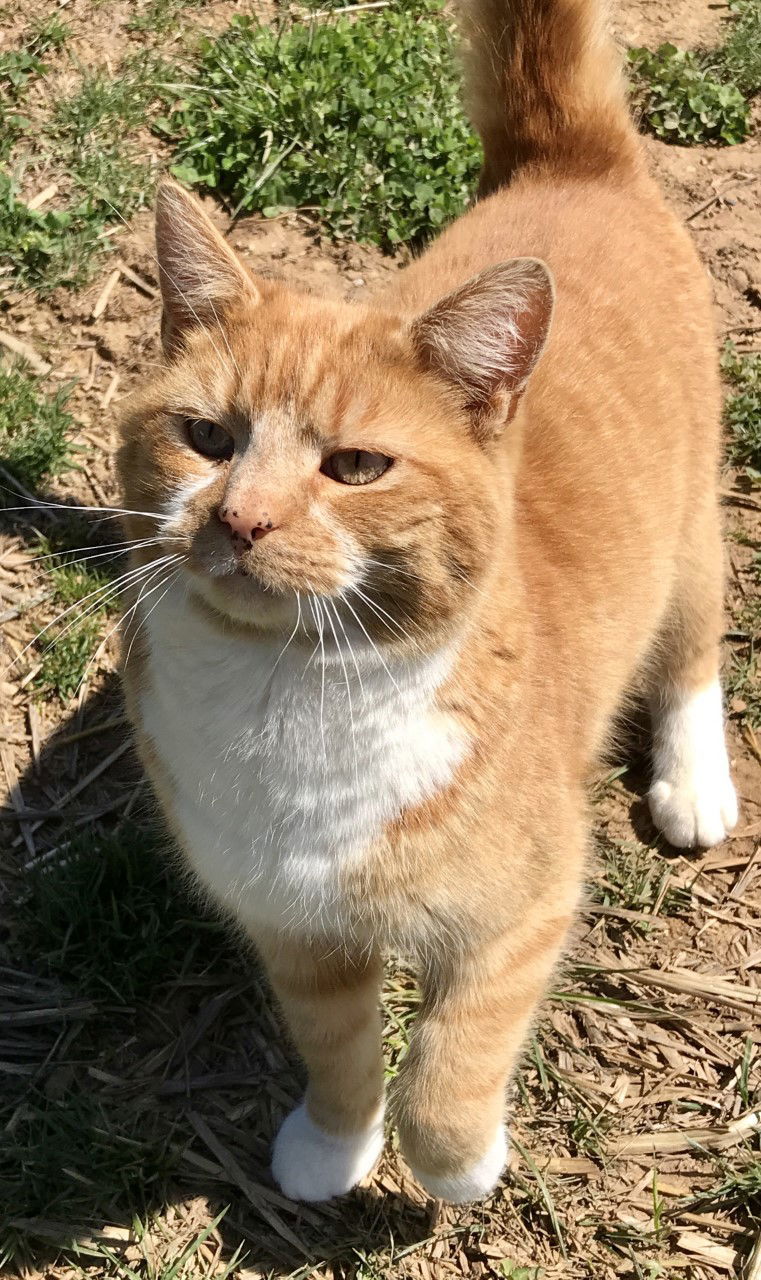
[
  {"x1": 649, "y1": 679, "x2": 738, "y2": 848},
  {"x1": 648, "y1": 774, "x2": 738, "y2": 848},
  {"x1": 271, "y1": 1102, "x2": 384, "y2": 1202},
  {"x1": 410, "y1": 1124, "x2": 508, "y2": 1204}
]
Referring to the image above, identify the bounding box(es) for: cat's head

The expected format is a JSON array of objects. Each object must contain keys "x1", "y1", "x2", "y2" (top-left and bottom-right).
[{"x1": 118, "y1": 182, "x2": 553, "y2": 653}]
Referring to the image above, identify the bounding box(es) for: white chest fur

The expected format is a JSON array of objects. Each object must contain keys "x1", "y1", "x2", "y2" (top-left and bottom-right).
[{"x1": 139, "y1": 588, "x2": 468, "y2": 939}]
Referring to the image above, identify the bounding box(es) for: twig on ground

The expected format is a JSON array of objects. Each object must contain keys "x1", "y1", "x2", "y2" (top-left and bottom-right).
[
  {"x1": 0, "y1": 590, "x2": 54, "y2": 624},
  {"x1": 91, "y1": 269, "x2": 121, "y2": 320},
  {"x1": 1, "y1": 744, "x2": 36, "y2": 859},
  {"x1": 720, "y1": 488, "x2": 761, "y2": 513},
  {"x1": 612, "y1": 1107, "x2": 761, "y2": 1156},
  {"x1": 0, "y1": 330, "x2": 51, "y2": 375},
  {"x1": 745, "y1": 1233, "x2": 761, "y2": 1280},
  {"x1": 26, "y1": 184, "x2": 59, "y2": 211},
  {"x1": 101, "y1": 373, "x2": 120, "y2": 408},
  {"x1": 116, "y1": 260, "x2": 158, "y2": 298}
]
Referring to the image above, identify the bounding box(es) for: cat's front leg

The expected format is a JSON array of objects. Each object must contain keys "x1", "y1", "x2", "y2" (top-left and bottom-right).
[
  {"x1": 255, "y1": 930, "x2": 385, "y2": 1202},
  {"x1": 392, "y1": 909, "x2": 573, "y2": 1203}
]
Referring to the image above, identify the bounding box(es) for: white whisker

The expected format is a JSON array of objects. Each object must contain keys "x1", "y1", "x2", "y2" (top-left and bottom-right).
[
  {"x1": 80, "y1": 560, "x2": 185, "y2": 696},
  {"x1": 330, "y1": 597, "x2": 365, "y2": 701},
  {"x1": 338, "y1": 591, "x2": 401, "y2": 693},
  {"x1": 363, "y1": 554, "x2": 483, "y2": 596},
  {"x1": 323, "y1": 598, "x2": 358, "y2": 786},
  {"x1": 23, "y1": 535, "x2": 179, "y2": 571},
  {"x1": 120, "y1": 561, "x2": 187, "y2": 675},
  {"x1": 308, "y1": 595, "x2": 328, "y2": 763},
  {"x1": 124, "y1": 568, "x2": 184, "y2": 669},
  {"x1": 270, "y1": 591, "x2": 304, "y2": 678},
  {"x1": 350, "y1": 584, "x2": 423, "y2": 653},
  {"x1": 0, "y1": 483, "x2": 167, "y2": 522},
  {"x1": 363, "y1": 556, "x2": 427, "y2": 584},
  {"x1": 7, "y1": 554, "x2": 181, "y2": 673},
  {"x1": 35, "y1": 557, "x2": 183, "y2": 675}
]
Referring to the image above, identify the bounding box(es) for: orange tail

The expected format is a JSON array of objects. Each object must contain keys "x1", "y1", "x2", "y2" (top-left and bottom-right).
[{"x1": 459, "y1": 0, "x2": 642, "y2": 192}]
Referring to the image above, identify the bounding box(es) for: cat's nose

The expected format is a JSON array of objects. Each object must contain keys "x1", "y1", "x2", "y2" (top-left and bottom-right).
[{"x1": 218, "y1": 504, "x2": 277, "y2": 545}]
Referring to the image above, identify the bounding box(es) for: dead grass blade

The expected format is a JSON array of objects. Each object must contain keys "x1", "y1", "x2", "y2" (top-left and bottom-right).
[
  {"x1": 511, "y1": 1134, "x2": 568, "y2": 1260},
  {"x1": 611, "y1": 1107, "x2": 761, "y2": 1157},
  {"x1": 187, "y1": 1111, "x2": 314, "y2": 1258}
]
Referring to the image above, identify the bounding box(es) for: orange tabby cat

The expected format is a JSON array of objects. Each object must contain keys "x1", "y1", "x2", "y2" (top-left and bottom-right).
[{"x1": 118, "y1": 0, "x2": 737, "y2": 1203}]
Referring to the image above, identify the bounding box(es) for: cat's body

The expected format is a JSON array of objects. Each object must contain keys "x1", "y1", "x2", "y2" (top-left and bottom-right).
[
  {"x1": 119, "y1": 0, "x2": 737, "y2": 1205},
  {"x1": 139, "y1": 588, "x2": 467, "y2": 943}
]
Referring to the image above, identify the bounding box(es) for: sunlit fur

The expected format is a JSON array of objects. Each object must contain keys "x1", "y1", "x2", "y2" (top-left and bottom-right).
[
  {"x1": 119, "y1": 286, "x2": 501, "y2": 643},
  {"x1": 118, "y1": 0, "x2": 737, "y2": 1205}
]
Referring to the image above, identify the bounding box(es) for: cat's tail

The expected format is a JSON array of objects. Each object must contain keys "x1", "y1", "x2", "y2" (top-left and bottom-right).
[{"x1": 458, "y1": 0, "x2": 642, "y2": 193}]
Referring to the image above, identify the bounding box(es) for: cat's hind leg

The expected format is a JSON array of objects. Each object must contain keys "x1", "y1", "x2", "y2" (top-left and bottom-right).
[
  {"x1": 256, "y1": 931, "x2": 386, "y2": 1202},
  {"x1": 647, "y1": 503, "x2": 738, "y2": 848}
]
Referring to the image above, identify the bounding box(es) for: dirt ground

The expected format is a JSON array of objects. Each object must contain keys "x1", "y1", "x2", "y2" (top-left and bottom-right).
[{"x1": 1, "y1": 0, "x2": 760, "y2": 1277}]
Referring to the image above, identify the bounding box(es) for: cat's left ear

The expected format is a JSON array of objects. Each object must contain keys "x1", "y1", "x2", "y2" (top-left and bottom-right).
[
  {"x1": 155, "y1": 179, "x2": 261, "y2": 355},
  {"x1": 410, "y1": 259, "x2": 555, "y2": 440}
]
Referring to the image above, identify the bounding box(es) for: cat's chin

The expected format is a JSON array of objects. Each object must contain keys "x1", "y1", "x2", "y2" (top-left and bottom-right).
[{"x1": 188, "y1": 569, "x2": 300, "y2": 633}]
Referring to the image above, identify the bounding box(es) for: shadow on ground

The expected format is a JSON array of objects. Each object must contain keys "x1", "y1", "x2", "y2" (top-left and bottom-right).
[
  {"x1": 0, "y1": 488, "x2": 439, "y2": 1275},
  {"x1": 1, "y1": 478, "x2": 724, "y2": 1279}
]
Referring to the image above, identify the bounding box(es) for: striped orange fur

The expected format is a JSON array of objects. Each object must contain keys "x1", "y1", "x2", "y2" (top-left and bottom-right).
[{"x1": 118, "y1": 0, "x2": 737, "y2": 1203}]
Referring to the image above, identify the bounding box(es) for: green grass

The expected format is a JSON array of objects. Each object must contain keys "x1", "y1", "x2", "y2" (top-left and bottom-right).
[
  {"x1": 50, "y1": 57, "x2": 167, "y2": 218},
  {"x1": 722, "y1": 344, "x2": 761, "y2": 727},
  {"x1": 1, "y1": 1082, "x2": 178, "y2": 1237},
  {"x1": 0, "y1": 16, "x2": 69, "y2": 164},
  {"x1": 725, "y1": 550, "x2": 761, "y2": 727},
  {"x1": 629, "y1": 44, "x2": 749, "y2": 145},
  {"x1": 0, "y1": 822, "x2": 242, "y2": 1266},
  {"x1": 676, "y1": 1155, "x2": 761, "y2": 1229},
  {"x1": 20, "y1": 826, "x2": 226, "y2": 1002},
  {"x1": 0, "y1": 14, "x2": 69, "y2": 97},
  {"x1": 595, "y1": 836, "x2": 691, "y2": 920},
  {"x1": 1, "y1": 824, "x2": 232, "y2": 1259},
  {"x1": 33, "y1": 543, "x2": 114, "y2": 701},
  {"x1": 499, "y1": 1264, "x2": 544, "y2": 1279},
  {"x1": 159, "y1": 0, "x2": 481, "y2": 247},
  {"x1": 127, "y1": 0, "x2": 210, "y2": 37},
  {"x1": 722, "y1": 342, "x2": 761, "y2": 474},
  {"x1": 725, "y1": 645, "x2": 761, "y2": 727},
  {"x1": 1, "y1": 51, "x2": 168, "y2": 292},
  {"x1": 0, "y1": 363, "x2": 76, "y2": 488},
  {"x1": 630, "y1": 0, "x2": 760, "y2": 146},
  {"x1": 0, "y1": 363, "x2": 125, "y2": 702},
  {"x1": 0, "y1": 174, "x2": 109, "y2": 294},
  {"x1": 707, "y1": 0, "x2": 761, "y2": 99},
  {"x1": 28, "y1": 516, "x2": 154, "y2": 702}
]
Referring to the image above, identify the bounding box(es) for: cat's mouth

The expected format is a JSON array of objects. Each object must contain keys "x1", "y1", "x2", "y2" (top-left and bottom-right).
[
  {"x1": 187, "y1": 564, "x2": 302, "y2": 631},
  {"x1": 185, "y1": 527, "x2": 350, "y2": 602}
]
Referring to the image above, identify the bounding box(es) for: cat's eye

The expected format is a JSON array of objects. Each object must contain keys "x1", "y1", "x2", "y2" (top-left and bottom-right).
[
  {"x1": 186, "y1": 418, "x2": 234, "y2": 461},
  {"x1": 321, "y1": 450, "x2": 393, "y2": 486}
]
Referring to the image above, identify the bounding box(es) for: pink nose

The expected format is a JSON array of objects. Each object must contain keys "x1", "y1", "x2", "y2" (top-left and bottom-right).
[{"x1": 219, "y1": 504, "x2": 276, "y2": 545}]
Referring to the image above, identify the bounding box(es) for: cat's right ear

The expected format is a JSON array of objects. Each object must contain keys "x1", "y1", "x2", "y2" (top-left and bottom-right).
[{"x1": 155, "y1": 180, "x2": 260, "y2": 355}]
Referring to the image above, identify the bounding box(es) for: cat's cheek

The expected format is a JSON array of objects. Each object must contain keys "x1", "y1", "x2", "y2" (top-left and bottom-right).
[
  {"x1": 160, "y1": 469, "x2": 222, "y2": 537},
  {"x1": 271, "y1": 1101, "x2": 385, "y2": 1202}
]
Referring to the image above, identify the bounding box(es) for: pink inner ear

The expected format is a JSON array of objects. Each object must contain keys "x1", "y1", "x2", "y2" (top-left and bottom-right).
[{"x1": 411, "y1": 259, "x2": 555, "y2": 409}]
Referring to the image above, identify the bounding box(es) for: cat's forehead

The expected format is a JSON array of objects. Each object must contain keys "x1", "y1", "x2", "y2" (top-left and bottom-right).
[{"x1": 169, "y1": 301, "x2": 416, "y2": 441}]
